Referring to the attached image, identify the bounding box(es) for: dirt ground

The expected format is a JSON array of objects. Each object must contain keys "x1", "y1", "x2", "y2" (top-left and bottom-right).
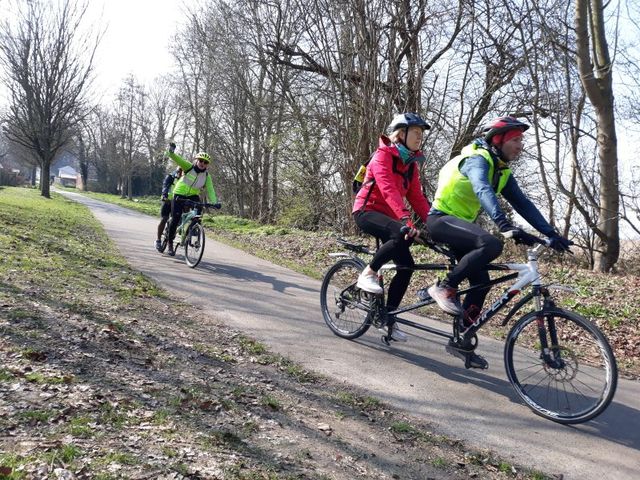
[{"x1": 0, "y1": 277, "x2": 553, "y2": 479}]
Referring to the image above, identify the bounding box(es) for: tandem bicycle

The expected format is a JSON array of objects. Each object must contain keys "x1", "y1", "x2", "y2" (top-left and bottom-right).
[{"x1": 320, "y1": 234, "x2": 617, "y2": 424}]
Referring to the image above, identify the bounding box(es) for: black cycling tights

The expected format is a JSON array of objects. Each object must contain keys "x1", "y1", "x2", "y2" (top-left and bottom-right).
[
  {"x1": 354, "y1": 210, "x2": 414, "y2": 311},
  {"x1": 426, "y1": 213, "x2": 503, "y2": 310}
]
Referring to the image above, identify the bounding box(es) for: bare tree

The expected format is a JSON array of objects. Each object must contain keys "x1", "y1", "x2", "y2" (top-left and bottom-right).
[
  {"x1": 112, "y1": 76, "x2": 147, "y2": 200},
  {"x1": 83, "y1": 106, "x2": 120, "y2": 193},
  {"x1": 0, "y1": 0, "x2": 100, "y2": 197},
  {"x1": 142, "y1": 76, "x2": 186, "y2": 194}
]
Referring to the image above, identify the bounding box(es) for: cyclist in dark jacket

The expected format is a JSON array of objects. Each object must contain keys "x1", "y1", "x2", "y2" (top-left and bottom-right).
[
  {"x1": 155, "y1": 168, "x2": 182, "y2": 251},
  {"x1": 426, "y1": 116, "x2": 572, "y2": 368}
]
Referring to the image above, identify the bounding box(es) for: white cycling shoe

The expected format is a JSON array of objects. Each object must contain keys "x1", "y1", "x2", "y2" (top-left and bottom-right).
[
  {"x1": 356, "y1": 270, "x2": 383, "y2": 295},
  {"x1": 389, "y1": 323, "x2": 407, "y2": 342},
  {"x1": 378, "y1": 322, "x2": 408, "y2": 342}
]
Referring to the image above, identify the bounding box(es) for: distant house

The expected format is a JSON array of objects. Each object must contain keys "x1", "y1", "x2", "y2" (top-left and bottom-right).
[{"x1": 58, "y1": 166, "x2": 78, "y2": 187}]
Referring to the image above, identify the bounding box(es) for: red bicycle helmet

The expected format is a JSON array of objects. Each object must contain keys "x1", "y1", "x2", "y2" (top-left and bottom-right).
[{"x1": 482, "y1": 116, "x2": 529, "y2": 142}]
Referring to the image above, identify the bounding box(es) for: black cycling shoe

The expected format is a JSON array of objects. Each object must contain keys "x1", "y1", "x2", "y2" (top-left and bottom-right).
[
  {"x1": 445, "y1": 339, "x2": 489, "y2": 369},
  {"x1": 167, "y1": 243, "x2": 176, "y2": 256}
]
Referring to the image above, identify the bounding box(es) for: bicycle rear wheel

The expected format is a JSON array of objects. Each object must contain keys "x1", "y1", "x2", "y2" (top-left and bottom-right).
[
  {"x1": 184, "y1": 222, "x2": 205, "y2": 268},
  {"x1": 504, "y1": 308, "x2": 617, "y2": 424},
  {"x1": 320, "y1": 258, "x2": 372, "y2": 339}
]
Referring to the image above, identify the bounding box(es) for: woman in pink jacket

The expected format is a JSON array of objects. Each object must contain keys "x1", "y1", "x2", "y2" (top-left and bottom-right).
[{"x1": 352, "y1": 113, "x2": 431, "y2": 342}]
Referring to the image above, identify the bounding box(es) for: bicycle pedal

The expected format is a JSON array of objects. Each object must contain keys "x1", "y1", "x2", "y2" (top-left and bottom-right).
[
  {"x1": 464, "y1": 353, "x2": 489, "y2": 370},
  {"x1": 445, "y1": 343, "x2": 488, "y2": 369}
]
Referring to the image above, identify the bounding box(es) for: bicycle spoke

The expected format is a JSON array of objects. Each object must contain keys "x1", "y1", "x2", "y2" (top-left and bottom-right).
[
  {"x1": 184, "y1": 223, "x2": 205, "y2": 268},
  {"x1": 505, "y1": 308, "x2": 617, "y2": 424},
  {"x1": 320, "y1": 259, "x2": 372, "y2": 339}
]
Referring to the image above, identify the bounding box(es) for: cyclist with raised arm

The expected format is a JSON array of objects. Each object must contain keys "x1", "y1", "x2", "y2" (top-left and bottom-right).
[
  {"x1": 426, "y1": 116, "x2": 572, "y2": 368},
  {"x1": 165, "y1": 143, "x2": 221, "y2": 256},
  {"x1": 352, "y1": 112, "x2": 431, "y2": 342},
  {"x1": 155, "y1": 167, "x2": 183, "y2": 252}
]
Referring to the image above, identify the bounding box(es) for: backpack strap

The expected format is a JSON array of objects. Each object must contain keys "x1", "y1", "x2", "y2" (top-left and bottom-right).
[{"x1": 357, "y1": 155, "x2": 414, "y2": 212}]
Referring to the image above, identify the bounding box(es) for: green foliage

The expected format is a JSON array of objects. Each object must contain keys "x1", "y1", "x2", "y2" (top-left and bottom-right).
[
  {"x1": 277, "y1": 195, "x2": 319, "y2": 230},
  {"x1": 24, "y1": 372, "x2": 69, "y2": 385},
  {"x1": 390, "y1": 421, "x2": 417, "y2": 434},
  {"x1": 0, "y1": 453, "x2": 31, "y2": 479},
  {"x1": 261, "y1": 394, "x2": 281, "y2": 410},
  {"x1": 44, "y1": 444, "x2": 83, "y2": 465},
  {"x1": 238, "y1": 336, "x2": 268, "y2": 355},
  {"x1": 18, "y1": 409, "x2": 54, "y2": 423},
  {"x1": 69, "y1": 416, "x2": 94, "y2": 438},
  {"x1": 100, "y1": 452, "x2": 137, "y2": 465},
  {"x1": 431, "y1": 457, "x2": 448, "y2": 468},
  {"x1": 335, "y1": 391, "x2": 381, "y2": 410}
]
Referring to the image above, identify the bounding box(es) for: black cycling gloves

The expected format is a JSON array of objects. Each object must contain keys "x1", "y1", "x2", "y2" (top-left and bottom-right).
[
  {"x1": 500, "y1": 226, "x2": 539, "y2": 246},
  {"x1": 548, "y1": 235, "x2": 573, "y2": 252}
]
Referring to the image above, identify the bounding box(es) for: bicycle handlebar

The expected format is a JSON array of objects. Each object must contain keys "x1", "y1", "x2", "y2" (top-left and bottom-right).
[{"x1": 507, "y1": 232, "x2": 575, "y2": 255}]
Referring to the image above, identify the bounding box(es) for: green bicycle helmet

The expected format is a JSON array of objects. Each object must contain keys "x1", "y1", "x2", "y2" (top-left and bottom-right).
[{"x1": 195, "y1": 152, "x2": 211, "y2": 164}]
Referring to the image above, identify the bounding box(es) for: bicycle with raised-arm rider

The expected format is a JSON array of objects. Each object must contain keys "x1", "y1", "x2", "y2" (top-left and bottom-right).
[
  {"x1": 320, "y1": 231, "x2": 617, "y2": 424},
  {"x1": 158, "y1": 199, "x2": 219, "y2": 268}
]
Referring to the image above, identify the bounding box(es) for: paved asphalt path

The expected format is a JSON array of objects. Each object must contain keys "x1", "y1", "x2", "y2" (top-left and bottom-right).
[{"x1": 62, "y1": 191, "x2": 639, "y2": 479}]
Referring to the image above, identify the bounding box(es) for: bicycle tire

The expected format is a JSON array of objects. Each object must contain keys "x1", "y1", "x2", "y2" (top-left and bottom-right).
[
  {"x1": 159, "y1": 221, "x2": 170, "y2": 253},
  {"x1": 504, "y1": 308, "x2": 617, "y2": 424},
  {"x1": 320, "y1": 258, "x2": 373, "y2": 339},
  {"x1": 184, "y1": 222, "x2": 205, "y2": 268}
]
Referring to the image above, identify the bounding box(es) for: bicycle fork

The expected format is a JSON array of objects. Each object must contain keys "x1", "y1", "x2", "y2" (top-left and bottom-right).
[{"x1": 533, "y1": 292, "x2": 566, "y2": 370}]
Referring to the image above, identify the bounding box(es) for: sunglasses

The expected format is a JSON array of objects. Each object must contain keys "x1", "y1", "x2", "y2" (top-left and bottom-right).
[{"x1": 197, "y1": 158, "x2": 210, "y2": 165}]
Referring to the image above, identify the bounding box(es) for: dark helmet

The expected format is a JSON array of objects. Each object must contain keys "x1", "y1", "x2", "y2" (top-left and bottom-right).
[
  {"x1": 482, "y1": 116, "x2": 529, "y2": 142},
  {"x1": 387, "y1": 112, "x2": 431, "y2": 133}
]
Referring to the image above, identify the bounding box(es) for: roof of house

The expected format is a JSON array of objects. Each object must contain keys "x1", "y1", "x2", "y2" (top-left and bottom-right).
[{"x1": 58, "y1": 166, "x2": 78, "y2": 178}]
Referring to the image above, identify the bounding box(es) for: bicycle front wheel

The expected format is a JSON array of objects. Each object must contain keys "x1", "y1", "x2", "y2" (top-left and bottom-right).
[
  {"x1": 504, "y1": 308, "x2": 617, "y2": 424},
  {"x1": 320, "y1": 258, "x2": 372, "y2": 339},
  {"x1": 159, "y1": 221, "x2": 170, "y2": 253},
  {"x1": 184, "y1": 222, "x2": 205, "y2": 268}
]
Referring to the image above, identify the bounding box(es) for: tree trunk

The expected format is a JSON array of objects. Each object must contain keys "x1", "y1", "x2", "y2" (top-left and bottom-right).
[
  {"x1": 574, "y1": 0, "x2": 620, "y2": 272},
  {"x1": 40, "y1": 162, "x2": 51, "y2": 198},
  {"x1": 594, "y1": 104, "x2": 620, "y2": 271}
]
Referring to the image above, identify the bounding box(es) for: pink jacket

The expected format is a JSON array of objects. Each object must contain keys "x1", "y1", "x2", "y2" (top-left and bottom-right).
[{"x1": 352, "y1": 136, "x2": 430, "y2": 221}]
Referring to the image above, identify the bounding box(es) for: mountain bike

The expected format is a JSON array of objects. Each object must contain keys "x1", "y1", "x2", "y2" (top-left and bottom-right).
[
  {"x1": 158, "y1": 200, "x2": 217, "y2": 268},
  {"x1": 320, "y1": 235, "x2": 617, "y2": 424}
]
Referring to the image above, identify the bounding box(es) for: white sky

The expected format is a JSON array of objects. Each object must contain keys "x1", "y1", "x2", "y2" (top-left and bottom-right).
[{"x1": 87, "y1": 0, "x2": 186, "y2": 97}]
